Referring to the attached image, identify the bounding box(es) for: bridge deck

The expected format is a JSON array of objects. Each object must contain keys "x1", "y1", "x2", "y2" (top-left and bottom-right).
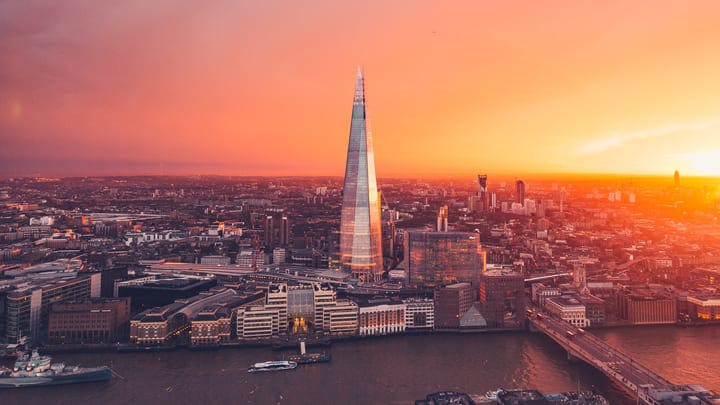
[{"x1": 530, "y1": 313, "x2": 673, "y2": 395}]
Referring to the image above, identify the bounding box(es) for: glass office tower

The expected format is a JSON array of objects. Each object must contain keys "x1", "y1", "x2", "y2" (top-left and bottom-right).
[{"x1": 340, "y1": 68, "x2": 384, "y2": 282}]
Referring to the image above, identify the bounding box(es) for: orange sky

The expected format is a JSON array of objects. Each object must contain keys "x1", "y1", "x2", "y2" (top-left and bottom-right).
[{"x1": 2, "y1": 1, "x2": 720, "y2": 177}]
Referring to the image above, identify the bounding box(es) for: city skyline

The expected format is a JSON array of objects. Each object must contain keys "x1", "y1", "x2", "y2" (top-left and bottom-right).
[
  {"x1": 3, "y1": 3, "x2": 720, "y2": 403},
  {"x1": 3, "y1": 2, "x2": 720, "y2": 178}
]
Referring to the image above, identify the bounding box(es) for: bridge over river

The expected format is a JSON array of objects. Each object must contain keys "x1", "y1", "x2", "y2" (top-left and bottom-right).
[{"x1": 530, "y1": 311, "x2": 719, "y2": 404}]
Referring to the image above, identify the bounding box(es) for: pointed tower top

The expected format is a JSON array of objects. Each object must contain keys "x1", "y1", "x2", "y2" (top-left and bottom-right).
[{"x1": 354, "y1": 66, "x2": 365, "y2": 105}]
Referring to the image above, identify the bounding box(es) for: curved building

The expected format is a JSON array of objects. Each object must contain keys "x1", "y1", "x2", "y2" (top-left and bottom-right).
[{"x1": 340, "y1": 68, "x2": 383, "y2": 282}]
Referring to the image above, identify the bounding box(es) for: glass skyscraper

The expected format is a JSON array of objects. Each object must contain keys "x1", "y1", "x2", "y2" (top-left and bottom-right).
[
  {"x1": 404, "y1": 231, "x2": 486, "y2": 287},
  {"x1": 340, "y1": 68, "x2": 383, "y2": 282}
]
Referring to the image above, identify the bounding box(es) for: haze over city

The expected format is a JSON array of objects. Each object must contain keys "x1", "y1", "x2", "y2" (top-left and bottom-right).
[
  {"x1": 3, "y1": 2, "x2": 720, "y2": 404},
  {"x1": 3, "y1": 1, "x2": 720, "y2": 177}
]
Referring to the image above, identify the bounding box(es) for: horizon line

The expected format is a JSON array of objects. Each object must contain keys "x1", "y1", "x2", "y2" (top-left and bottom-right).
[{"x1": 1, "y1": 171, "x2": 718, "y2": 180}]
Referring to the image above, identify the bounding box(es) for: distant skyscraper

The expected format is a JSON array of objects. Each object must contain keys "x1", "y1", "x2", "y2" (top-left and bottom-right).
[
  {"x1": 674, "y1": 170, "x2": 680, "y2": 187},
  {"x1": 437, "y1": 205, "x2": 449, "y2": 232},
  {"x1": 264, "y1": 210, "x2": 289, "y2": 249},
  {"x1": 340, "y1": 68, "x2": 383, "y2": 282},
  {"x1": 515, "y1": 180, "x2": 525, "y2": 205},
  {"x1": 477, "y1": 174, "x2": 488, "y2": 212}
]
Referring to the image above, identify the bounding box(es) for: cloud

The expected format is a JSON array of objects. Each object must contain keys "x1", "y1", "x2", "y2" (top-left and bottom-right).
[{"x1": 579, "y1": 118, "x2": 720, "y2": 154}]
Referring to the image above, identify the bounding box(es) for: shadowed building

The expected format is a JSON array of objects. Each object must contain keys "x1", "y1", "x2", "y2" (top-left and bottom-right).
[
  {"x1": 477, "y1": 174, "x2": 488, "y2": 212},
  {"x1": 339, "y1": 68, "x2": 383, "y2": 282},
  {"x1": 516, "y1": 180, "x2": 525, "y2": 205},
  {"x1": 479, "y1": 269, "x2": 526, "y2": 328},
  {"x1": 434, "y1": 283, "x2": 475, "y2": 329},
  {"x1": 48, "y1": 297, "x2": 131, "y2": 344}
]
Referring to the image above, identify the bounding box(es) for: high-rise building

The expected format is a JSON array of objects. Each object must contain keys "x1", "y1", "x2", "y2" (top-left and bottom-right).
[
  {"x1": 437, "y1": 205, "x2": 449, "y2": 232},
  {"x1": 515, "y1": 180, "x2": 525, "y2": 205},
  {"x1": 479, "y1": 269, "x2": 526, "y2": 328},
  {"x1": 477, "y1": 174, "x2": 488, "y2": 212},
  {"x1": 404, "y1": 231, "x2": 486, "y2": 287},
  {"x1": 674, "y1": 170, "x2": 680, "y2": 187},
  {"x1": 264, "y1": 210, "x2": 290, "y2": 249},
  {"x1": 339, "y1": 68, "x2": 384, "y2": 282}
]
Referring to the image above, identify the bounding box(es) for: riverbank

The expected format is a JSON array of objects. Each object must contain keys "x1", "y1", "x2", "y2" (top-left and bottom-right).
[{"x1": 35, "y1": 322, "x2": 720, "y2": 354}]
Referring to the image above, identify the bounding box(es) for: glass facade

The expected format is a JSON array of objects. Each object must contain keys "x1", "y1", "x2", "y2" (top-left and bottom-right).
[
  {"x1": 287, "y1": 288, "x2": 314, "y2": 319},
  {"x1": 405, "y1": 231, "x2": 486, "y2": 287},
  {"x1": 340, "y1": 68, "x2": 383, "y2": 281}
]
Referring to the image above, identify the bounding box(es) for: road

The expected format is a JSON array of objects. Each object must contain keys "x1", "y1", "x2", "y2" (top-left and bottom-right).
[{"x1": 530, "y1": 312, "x2": 672, "y2": 393}]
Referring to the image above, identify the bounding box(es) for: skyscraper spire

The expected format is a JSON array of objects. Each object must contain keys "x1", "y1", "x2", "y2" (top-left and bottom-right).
[{"x1": 340, "y1": 68, "x2": 383, "y2": 282}]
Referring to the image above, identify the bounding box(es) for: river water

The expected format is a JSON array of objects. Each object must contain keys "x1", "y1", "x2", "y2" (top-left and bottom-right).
[{"x1": 4, "y1": 326, "x2": 718, "y2": 405}]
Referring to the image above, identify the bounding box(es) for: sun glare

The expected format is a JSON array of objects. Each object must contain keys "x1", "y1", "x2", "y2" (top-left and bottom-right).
[{"x1": 679, "y1": 150, "x2": 720, "y2": 176}]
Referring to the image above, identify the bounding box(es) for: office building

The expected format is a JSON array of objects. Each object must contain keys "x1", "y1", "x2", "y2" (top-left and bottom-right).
[
  {"x1": 545, "y1": 296, "x2": 590, "y2": 327},
  {"x1": 687, "y1": 294, "x2": 720, "y2": 320},
  {"x1": 477, "y1": 174, "x2": 488, "y2": 212},
  {"x1": 405, "y1": 231, "x2": 486, "y2": 287},
  {"x1": 272, "y1": 247, "x2": 286, "y2": 265},
  {"x1": 531, "y1": 283, "x2": 561, "y2": 307},
  {"x1": 437, "y1": 205, "x2": 449, "y2": 232},
  {"x1": 190, "y1": 290, "x2": 264, "y2": 347},
  {"x1": 200, "y1": 255, "x2": 231, "y2": 265},
  {"x1": 479, "y1": 269, "x2": 526, "y2": 328},
  {"x1": 47, "y1": 297, "x2": 130, "y2": 344},
  {"x1": 516, "y1": 180, "x2": 525, "y2": 205},
  {"x1": 620, "y1": 290, "x2": 677, "y2": 325},
  {"x1": 312, "y1": 283, "x2": 336, "y2": 330},
  {"x1": 236, "y1": 249, "x2": 266, "y2": 268},
  {"x1": 130, "y1": 287, "x2": 234, "y2": 345},
  {"x1": 579, "y1": 294, "x2": 606, "y2": 326},
  {"x1": 116, "y1": 275, "x2": 217, "y2": 312},
  {"x1": 339, "y1": 68, "x2": 384, "y2": 282},
  {"x1": 264, "y1": 210, "x2": 290, "y2": 249},
  {"x1": 322, "y1": 299, "x2": 359, "y2": 336},
  {"x1": 266, "y1": 283, "x2": 288, "y2": 334},
  {"x1": 358, "y1": 303, "x2": 405, "y2": 336},
  {"x1": 434, "y1": 283, "x2": 475, "y2": 329},
  {"x1": 2, "y1": 274, "x2": 100, "y2": 343},
  {"x1": 403, "y1": 298, "x2": 434, "y2": 329},
  {"x1": 236, "y1": 306, "x2": 281, "y2": 340}
]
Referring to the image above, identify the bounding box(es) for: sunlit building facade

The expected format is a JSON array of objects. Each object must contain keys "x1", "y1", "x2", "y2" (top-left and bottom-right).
[
  {"x1": 358, "y1": 303, "x2": 405, "y2": 336},
  {"x1": 403, "y1": 298, "x2": 434, "y2": 329},
  {"x1": 322, "y1": 299, "x2": 359, "y2": 336},
  {"x1": 405, "y1": 231, "x2": 486, "y2": 287},
  {"x1": 339, "y1": 68, "x2": 383, "y2": 282},
  {"x1": 687, "y1": 295, "x2": 720, "y2": 320}
]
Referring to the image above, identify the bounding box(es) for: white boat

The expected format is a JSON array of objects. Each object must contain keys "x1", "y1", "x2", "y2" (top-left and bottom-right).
[
  {"x1": 485, "y1": 388, "x2": 505, "y2": 400},
  {"x1": 247, "y1": 360, "x2": 297, "y2": 373}
]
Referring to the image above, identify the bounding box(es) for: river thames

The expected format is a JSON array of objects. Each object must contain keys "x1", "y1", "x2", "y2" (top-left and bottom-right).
[{"x1": 4, "y1": 325, "x2": 719, "y2": 404}]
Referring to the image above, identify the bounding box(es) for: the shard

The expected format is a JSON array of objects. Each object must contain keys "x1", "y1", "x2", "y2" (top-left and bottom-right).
[{"x1": 339, "y1": 67, "x2": 383, "y2": 282}]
